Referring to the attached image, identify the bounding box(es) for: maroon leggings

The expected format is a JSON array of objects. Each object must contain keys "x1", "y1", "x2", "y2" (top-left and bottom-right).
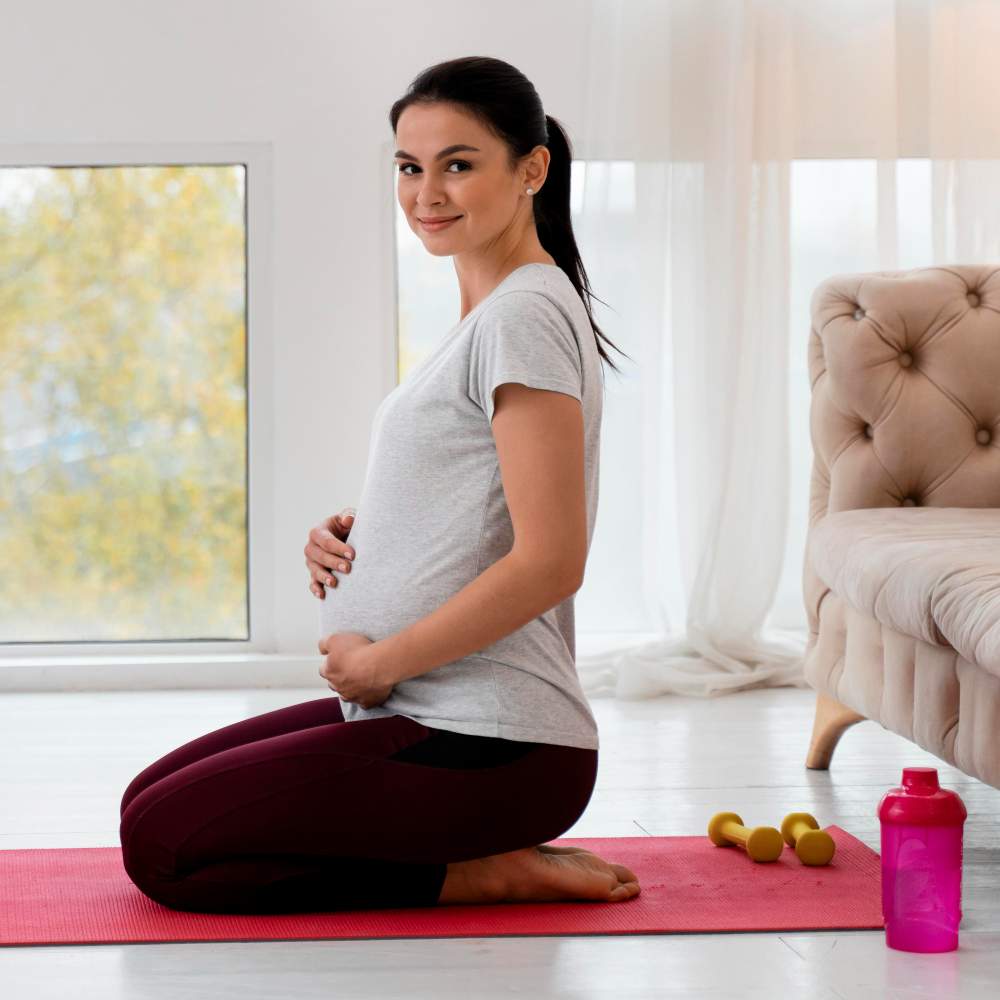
[{"x1": 118, "y1": 695, "x2": 598, "y2": 914}]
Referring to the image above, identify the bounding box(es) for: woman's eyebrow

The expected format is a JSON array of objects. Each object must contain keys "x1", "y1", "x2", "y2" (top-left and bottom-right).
[{"x1": 393, "y1": 144, "x2": 481, "y2": 162}]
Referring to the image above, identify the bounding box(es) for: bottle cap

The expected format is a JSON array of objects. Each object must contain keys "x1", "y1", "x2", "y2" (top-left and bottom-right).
[
  {"x1": 878, "y1": 766, "x2": 967, "y2": 827},
  {"x1": 902, "y1": 767, "x2": 940, "y2": 795}
]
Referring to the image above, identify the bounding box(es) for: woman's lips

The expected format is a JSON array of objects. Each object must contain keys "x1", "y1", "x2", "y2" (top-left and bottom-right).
[{"x1": 420, "y1": 216, "x2": 462, "y2": 231}]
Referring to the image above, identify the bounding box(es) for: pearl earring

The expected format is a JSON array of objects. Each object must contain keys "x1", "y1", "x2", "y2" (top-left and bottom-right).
[{"x1": 526, "y1": 188, "x2": 534, "y2": 195}]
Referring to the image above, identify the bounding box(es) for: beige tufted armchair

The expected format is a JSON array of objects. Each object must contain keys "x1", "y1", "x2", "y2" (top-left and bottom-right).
[{"x1": 802, "y1": 265, "x2": 1000, "y2": 790}]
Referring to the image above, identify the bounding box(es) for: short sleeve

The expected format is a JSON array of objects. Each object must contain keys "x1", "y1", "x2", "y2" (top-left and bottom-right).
[{"x1": 468, "y1": 290, "x2": 584, "y2": 424}]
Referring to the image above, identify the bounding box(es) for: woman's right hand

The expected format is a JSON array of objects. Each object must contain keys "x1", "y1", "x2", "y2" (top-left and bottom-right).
[{"x1": 305, "y1": 507, "x2": 357, "y2": 599}]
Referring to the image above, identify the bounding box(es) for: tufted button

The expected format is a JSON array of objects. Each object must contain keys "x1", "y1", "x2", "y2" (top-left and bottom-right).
[
  {"x1": 977, "y1": 428, "x2": 992, "y2": 444},
  {"x1": 967, "y1": 291, "x2": 980, "y2": 307},
  {"x1": 899, "y1": 351, "x2": 913, "y2": 367},
  {"x1": 864, "y1": 424, "x2": 874, "y2": 438},
  {"x1": 901, "y1": 497, "x2": 917, "y2": 506},
  {"x1": 853, "y1": 307, "x2": 865, "y2": 320}
]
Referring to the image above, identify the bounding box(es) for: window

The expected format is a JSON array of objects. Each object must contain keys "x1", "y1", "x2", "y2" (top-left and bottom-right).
[{"x1": 0, "y1": 164, "x2": 248, "y2": 643}]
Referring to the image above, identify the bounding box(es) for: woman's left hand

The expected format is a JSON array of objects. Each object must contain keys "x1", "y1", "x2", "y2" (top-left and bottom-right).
[{"x1": 318, "y1": 632, "x2": 395, "y2": 709}]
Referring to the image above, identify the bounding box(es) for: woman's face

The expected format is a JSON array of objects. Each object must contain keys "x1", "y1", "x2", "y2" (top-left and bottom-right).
[{"x1": 394, "y1": 102, "x2": 546, "y2": 258}]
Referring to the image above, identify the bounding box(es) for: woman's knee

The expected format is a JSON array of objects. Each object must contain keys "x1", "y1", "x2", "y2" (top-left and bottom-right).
[{"x1": 119, "y1": 772, "x2": 149, "y2": 821}]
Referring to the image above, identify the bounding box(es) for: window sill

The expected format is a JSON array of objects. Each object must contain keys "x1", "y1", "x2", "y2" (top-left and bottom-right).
[
  {"x1": 0, "y1": 633, "x2": 668, "y2": 691},
  {"x1": 0, "y1": 653, "x2": 322, "y2": 691}
]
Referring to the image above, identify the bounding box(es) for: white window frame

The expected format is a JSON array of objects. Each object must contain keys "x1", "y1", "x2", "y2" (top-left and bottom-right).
[{"x1": 0, "y1": 141, "x2": 298, "y2": 690}]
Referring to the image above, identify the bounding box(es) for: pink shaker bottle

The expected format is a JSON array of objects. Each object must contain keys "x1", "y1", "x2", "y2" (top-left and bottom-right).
[{"x1": 877, "y1": 766, "x2": 967, "y2": 952}]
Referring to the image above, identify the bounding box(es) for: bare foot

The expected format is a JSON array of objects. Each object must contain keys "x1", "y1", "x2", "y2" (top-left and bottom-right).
[
  {"x1": 538, "y1": 844, "x2": 639, "y2": 887},
  {"x1": 438, "y1": 845, "x2": 641, "y2": 905}
]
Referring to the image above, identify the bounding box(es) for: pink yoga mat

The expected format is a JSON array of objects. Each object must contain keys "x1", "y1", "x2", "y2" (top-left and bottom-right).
[{"x1": 0, "y1": 826, "x2": 882, "y2": 945}]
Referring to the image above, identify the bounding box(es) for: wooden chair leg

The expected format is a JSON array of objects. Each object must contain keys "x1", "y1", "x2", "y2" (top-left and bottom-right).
[{"x1": 806, "y1": 691, "x2": 866, "y2": 769}]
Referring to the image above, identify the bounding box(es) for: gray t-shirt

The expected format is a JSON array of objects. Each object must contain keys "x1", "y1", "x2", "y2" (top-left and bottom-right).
[{"x1": 318, "y1": 262, "x2": 602, "y2": 749}]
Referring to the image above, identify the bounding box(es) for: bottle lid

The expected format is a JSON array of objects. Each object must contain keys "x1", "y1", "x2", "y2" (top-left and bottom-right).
[
  {"x1": 878, "y1": 766, "x2": 967, "y2": 826},
  {"x1": 902, "y1": 767, "x2": 940, "y2": 794}
]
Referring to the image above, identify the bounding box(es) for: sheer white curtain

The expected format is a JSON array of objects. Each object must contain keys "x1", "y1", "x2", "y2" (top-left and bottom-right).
[{"x1": 571, "y1": 0, "x2": 1000, "y2": 699}]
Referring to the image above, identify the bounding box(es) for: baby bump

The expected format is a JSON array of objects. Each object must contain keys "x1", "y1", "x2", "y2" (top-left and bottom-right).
[{"x1": 316, "y1": 561, "x2": 430, "y2": 642}]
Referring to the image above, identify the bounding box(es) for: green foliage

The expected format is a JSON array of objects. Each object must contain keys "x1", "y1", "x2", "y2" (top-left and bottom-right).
[{"x1": 0, "y1": 165, "x2": 247, "y2": 641}]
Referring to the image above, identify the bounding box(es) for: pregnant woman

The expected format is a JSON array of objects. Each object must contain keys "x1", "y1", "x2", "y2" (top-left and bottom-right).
[{"x1": 119, "y1": 56, "x2": 637, "y2": 915}]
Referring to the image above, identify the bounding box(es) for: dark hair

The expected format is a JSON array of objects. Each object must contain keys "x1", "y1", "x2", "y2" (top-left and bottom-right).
[{"x1": 389, "y1": 56, "x2": 632, "y2": 378}]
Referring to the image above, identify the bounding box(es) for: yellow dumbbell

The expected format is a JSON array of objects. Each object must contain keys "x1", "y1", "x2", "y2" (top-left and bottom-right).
[
  {"x1": 707, "y1": 812, "x2": 784, "y2": 862},
  {"x1": 780, "y1": 812, "x2": 836, "y2": 866}
]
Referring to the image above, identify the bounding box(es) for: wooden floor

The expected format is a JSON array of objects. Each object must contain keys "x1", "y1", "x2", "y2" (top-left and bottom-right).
[{"x1": 2, "y1": 685, "x2": 998, "y2": 999}]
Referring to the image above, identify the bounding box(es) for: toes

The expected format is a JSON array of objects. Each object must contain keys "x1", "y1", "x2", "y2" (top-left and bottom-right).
[
  {"x1": 609, "y1": 862, "x2": 639, "y2": 884},
  {"x1": 610, "y1": 881, "x2": 640, "y2": 900}
]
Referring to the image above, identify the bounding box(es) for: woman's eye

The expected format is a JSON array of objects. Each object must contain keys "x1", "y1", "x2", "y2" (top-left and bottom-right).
[{"x1": 397, "y1": 160, "x2": 471, "y2": 176}]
